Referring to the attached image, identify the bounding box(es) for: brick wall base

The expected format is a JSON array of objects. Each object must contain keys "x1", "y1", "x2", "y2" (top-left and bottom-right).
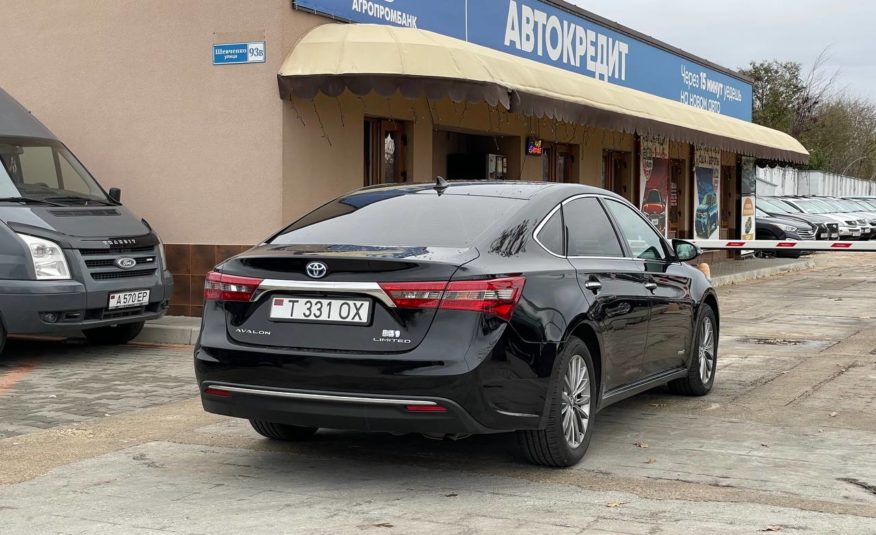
[{"x1": 164, "y1": 244, "x2": 251, "y2": 317}]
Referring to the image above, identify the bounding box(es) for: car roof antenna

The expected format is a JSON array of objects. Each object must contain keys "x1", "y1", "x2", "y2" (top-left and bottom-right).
[{"x1": 434, "y1": 176, "x2": 450, "y2": 195}]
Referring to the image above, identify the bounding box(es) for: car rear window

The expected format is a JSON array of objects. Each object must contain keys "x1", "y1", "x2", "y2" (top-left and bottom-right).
[{"x1": 271, "y1": 190, "x2": 525, "y2": 248}]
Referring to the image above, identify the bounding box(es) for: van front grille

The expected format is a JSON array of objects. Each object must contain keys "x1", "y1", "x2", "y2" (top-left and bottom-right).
[
  {"x1": 91, "y1": 268, "x2": 157, "y2": 280},
  {"x1": 77, "y1": 243, "x2": 159, "y2": 281}
]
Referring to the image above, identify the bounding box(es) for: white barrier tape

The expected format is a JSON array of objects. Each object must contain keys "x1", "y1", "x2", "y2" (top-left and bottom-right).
[{"x1": 690, "y1": 240, "x2": 876, "y2": 251}]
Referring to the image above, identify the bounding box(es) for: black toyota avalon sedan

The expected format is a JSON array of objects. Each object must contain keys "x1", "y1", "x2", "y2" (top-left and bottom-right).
[{"x1": 195, "y1": 181, "x2": 719, "y2": 467}]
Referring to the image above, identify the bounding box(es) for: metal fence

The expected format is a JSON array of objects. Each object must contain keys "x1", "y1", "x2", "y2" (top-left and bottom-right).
[{"x1": 756, "y1": 167, "x2": 876, "y2": 197}]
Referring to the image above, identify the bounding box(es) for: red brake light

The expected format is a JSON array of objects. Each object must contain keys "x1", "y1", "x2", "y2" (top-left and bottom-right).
[
  {"x1": 379, "y1": 277, "x2": 525, "y2": 321},
  {"x1": 204, "y1": 271, "x2": 263, "y2": 302},
  {"x1": 379, "y1": 281, "x2": 447, "y2": 309}
]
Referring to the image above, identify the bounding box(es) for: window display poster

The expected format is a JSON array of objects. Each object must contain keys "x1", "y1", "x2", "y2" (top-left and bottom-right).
[
  {"x1": 694, "y1": 148, "x2": 721, "y2": 240},
  {"x1": 740, "y1": 157, "x2": 756, "y2": 240},
  {"x1": 639, "y1": 137, "x2": 670, "y2": 235}
]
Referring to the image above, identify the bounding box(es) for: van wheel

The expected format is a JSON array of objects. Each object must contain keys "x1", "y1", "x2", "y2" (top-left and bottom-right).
[
  {"x1": 0, "y1": 322, "x2": 6, "y2": 355},
  {"x1": 83, "y1": 321, "x2": 145, "y2": 345},
  {"x1": 249, "y1": 419, "x2": 318, "y2": 441},
  {"x1": 668, "y1": 306, "x2": 717, "y2": 396},
  {"x1": 517, "y1": 336, "x2": 596, "y2": 467}
]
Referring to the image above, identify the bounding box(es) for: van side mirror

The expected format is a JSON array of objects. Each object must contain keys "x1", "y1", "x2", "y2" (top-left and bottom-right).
[
  {"x1": 108, "y1": 187, "x2": 122, "y2": 203},
  {"x1": 673, "y1": 239, "x2": 701, "y2": 261}
]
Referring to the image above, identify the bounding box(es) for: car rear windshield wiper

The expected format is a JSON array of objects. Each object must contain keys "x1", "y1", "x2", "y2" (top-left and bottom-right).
[{"x1": 0, "y1": 196, "x2": 65, "y2": 207}]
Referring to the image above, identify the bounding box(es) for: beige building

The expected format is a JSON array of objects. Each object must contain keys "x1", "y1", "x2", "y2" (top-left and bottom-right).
[{"x1": 0, "y1": 0, "x2": 806, "y2": 316}]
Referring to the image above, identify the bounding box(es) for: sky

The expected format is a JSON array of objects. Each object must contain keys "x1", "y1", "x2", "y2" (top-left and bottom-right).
[{"x1": 569, "y1": 0, "x2": 876, "y2": 101}]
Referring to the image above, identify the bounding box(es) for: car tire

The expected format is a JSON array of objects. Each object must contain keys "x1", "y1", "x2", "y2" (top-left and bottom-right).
[
  {"x1": 517, "y1": 336, "x2": 596, "y2": 467},
  {"x1": 249, "y1": 419, "x2": 318, "y2": 441},
  {"x1": 668, "y1": 305, "x2": 718, "y2": 396},
  {"x1": 83, "y1": 321, "x2": 145, "y2": 345}
]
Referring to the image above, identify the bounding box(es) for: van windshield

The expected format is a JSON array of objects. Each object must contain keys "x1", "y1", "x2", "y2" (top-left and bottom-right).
[{"x1": 0, "y1": 138, "x2": 111, "y2": 205}]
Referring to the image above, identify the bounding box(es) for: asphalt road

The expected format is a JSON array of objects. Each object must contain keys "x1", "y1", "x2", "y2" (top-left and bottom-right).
[{"x1": 1, "y1": 253, "x2": 875, "y2": 534}]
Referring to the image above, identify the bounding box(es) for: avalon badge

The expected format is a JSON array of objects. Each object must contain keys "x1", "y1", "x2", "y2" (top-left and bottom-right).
[{"x1": 305, "y1": 261, "x2": 327, "y2": 279}]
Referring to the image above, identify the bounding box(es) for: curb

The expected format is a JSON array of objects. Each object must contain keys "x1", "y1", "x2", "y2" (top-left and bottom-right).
[
  {"x1": 135, "y1": 319, "x2": 200, "y2": 346},
  {"x1": 711, "y1": 258, "x2": 816, "y2": 288},
  {"x1": 136, "y1": 259, "x2": 818, "y2": 346}
]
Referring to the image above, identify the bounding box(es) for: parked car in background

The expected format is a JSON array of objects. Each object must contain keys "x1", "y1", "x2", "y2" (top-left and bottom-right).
[
  {"x1": 823, "y1": 197, "x2": 876, "y2": 238},
  {"x1": 847, "y1": 196, "x2": 876, "y2": 208},
  {"x1": 755, "y1": 208, "x2": 815, "y2": 258},
  {"x1": 0, "y1": 88, "x2": 173, "y2": 354},
  {"x1": 756, "y1": 197, "x2": 838, "y2": 240},
  {"x1": 195, "y1": 181, "x2": 719, "y2": 468},
  {"x1": 695, "y1": 192, "x2": 719, "y2": 238},
  {"x1": 641, "y1": 189, "x2": 666, "y2": 229},
  {"x1": 775, "y1": 197, "x2": 864, "y2": 240}
]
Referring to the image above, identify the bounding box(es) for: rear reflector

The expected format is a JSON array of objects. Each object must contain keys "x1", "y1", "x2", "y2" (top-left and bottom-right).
[
  {"x1": 405, "y1": 404, "x2": 448, "y2": 413},
  {"x1": 204, "y1": 387, "x2": 231, "y2": 397},
  {"x1": 379, "y1": 277, "x2": 525, "y2": 321},
  {"x1": 204, "y1": 271, "x2": 263, "y2": 302}
]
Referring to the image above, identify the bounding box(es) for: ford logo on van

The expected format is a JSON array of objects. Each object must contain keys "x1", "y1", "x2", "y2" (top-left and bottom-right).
[
  {"x1": 305, "y1": 261, "x2": 327, "y2": 279},
  {"x1": 115, "y1": 257, "x2": 137, "y2": 270}
]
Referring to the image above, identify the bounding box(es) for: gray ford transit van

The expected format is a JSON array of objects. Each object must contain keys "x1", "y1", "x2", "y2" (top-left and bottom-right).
[{"x1": 0, "y1": 88, "x2": 172, "y2": 353}]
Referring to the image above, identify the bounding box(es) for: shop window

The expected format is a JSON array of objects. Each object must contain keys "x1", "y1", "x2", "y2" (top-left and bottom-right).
[
  {"x1": 541, "y1": 143, "x2": 575, "y2": 183},
  {"x1": 364, "y1": 119, "x2": 408, "y2": 186},
  {"x1": 441, "y1": 131, "x2": 512, "y2": 180}
]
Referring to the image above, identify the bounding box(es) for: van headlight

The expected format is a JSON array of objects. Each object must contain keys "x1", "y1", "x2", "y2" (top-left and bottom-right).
[{"x1": 18, "y1": 234, "x2": 71, "y2": 280}]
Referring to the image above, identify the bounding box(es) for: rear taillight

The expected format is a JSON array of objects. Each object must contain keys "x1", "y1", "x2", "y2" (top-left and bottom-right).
[
  {"x1": 379, "y1": 281, "x2": 447, "y2": 309},
  {"x1": 204, "y1": 271, "x2": 263, "y2": 302},
  {"x1": 379, "y1": 277, "x2": 525, "y2": 321}
]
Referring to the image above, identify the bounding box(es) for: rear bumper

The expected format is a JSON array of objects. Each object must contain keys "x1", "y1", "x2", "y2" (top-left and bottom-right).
[
  {"x1": 200, "y1": 383, "x2": 495, "y2": 434},
  {"x1": 194, "y1": 300, "x2": 556, "y2": 435}
]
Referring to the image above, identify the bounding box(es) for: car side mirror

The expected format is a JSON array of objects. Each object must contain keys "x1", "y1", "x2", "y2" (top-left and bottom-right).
[
  {"x1": 673, "y1": 239, "x2": 701, "y2": 262},
  {"x1": 108, "y1": 187, "x2": 122, "y2": 203}
]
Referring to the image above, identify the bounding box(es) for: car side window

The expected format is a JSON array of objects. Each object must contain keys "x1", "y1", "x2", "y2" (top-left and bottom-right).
[
  {"x1": 562, "y1": 197, "x2": 624, "y2": 257},
  {"x1": 604, "y1": 199, "x2": 668, "y2": 261},
  {"x1": 536, "y1": 209, "x2": 564, "y2": 256}
]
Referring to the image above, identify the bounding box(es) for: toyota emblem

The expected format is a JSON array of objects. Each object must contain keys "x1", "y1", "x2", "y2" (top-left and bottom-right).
[
  {"x1": 305, "y1": 261, "x2": 327, "y2": 279},
  {"x1": 115, "y1": 257, "x2": 137, "y2": 270}
]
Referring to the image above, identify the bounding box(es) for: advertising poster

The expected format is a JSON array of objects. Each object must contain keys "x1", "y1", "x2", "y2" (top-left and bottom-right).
[
  {"x1": 740, "y1": 157, "x2": 757, "y2": 241},
  {"x1": 639, "y1": 137, "x2": 670, "y2": 235},
  {"x1": 694, "y1": 148, "x2": 721, "y2": 240}
]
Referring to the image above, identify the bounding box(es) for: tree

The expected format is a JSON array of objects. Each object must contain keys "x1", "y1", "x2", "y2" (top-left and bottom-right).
[
  {"x1": 741, "y1": 60, "x2": 808, "y2": 135},
  {"x1": 740, "y1": 53, "x2": 834, "y2": 139},
  {"x1": 741, "y1": 54, "x2": 876, "y2": 180}
]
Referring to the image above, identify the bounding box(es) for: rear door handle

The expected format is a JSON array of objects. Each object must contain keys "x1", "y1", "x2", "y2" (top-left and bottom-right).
[
  {"x1": 644, "y1": 282, "x2": 657, "y2": 291},
  {"x1": 583, "y1": 280, "x2": 602, "y2": 293}
]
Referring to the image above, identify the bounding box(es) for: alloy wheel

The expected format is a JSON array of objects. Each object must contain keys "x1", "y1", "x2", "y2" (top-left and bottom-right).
[
  {"x1": 699, "y1": 316, "x2": 716, "y2": 383},
  {"x1": 561, "y1": 354, "x2": 591, "y2": 448}
]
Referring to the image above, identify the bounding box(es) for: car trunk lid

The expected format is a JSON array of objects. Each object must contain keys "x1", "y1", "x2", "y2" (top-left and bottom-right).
[{"x1": 218, "y1": 244, "x2": 479, "y2": 352}]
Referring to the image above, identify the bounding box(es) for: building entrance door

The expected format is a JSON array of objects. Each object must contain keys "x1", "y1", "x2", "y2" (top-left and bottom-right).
[
  {"x1": 364, "y1": 119, "x2": 408, "y2": 186},
  {"x1": 603, "y1": 150, "x2": 632, "y2": 201}
]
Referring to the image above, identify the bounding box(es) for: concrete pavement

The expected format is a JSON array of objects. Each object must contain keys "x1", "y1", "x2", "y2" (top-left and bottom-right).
[{"x1": 0, "y1": 252, "x2": 874, "y2": 533}]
